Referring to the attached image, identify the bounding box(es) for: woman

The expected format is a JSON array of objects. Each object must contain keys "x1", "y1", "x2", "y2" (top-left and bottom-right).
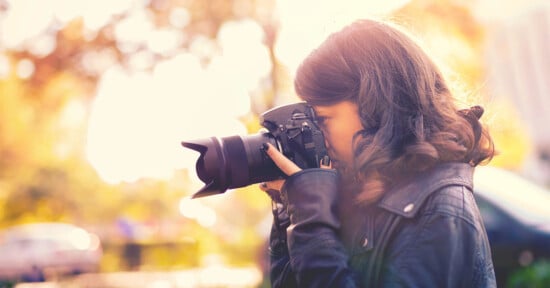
[{"x1": 260, "y1": 19, "x2": 496, "y2": 287}]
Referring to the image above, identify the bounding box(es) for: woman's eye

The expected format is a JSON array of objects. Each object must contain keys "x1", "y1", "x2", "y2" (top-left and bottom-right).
[{"x1": 316, "y1": 117, "x2": 326, "y2": 125}]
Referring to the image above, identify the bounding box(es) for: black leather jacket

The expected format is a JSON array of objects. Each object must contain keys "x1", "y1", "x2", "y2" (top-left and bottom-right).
[{"x1": 269, "y1": 162, "x2": 497, "y2": 287}]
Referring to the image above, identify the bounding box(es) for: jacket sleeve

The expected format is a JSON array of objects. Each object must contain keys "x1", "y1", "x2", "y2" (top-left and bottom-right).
[
  {"x1": 268, "y1": 200, "x2": 298, "y2": 288},
  {"x1": 269, "y1": 168, "x2": 358, "y2": 288}
]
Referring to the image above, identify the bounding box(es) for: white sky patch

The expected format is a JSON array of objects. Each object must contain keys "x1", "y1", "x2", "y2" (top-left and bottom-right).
[
  {"x1": 1, "y1": 0, "x2": 140, "y2": 55},
  {"x1": 114, "y1": 8, "x2": 155, "y2": 54},
  {"x1": 147, "y1": 27, "x2": 185, "y2": 55},
  {"x1": 274, "y1": 0, "x2": 411, "y2": 75},
  {"x1": 179, "y1": 197, "x2": 217, "y2": 228},
  {"x1": 472, "y1": 0, "x2": 549, "y2": 22},
  {"x1": 86, "y1": 19, "x2": 272, "y2": 184},
  {"x1": 1, "y1": 0, "x2": 56, "y2": 50},
  {"x1": 80, "y1": 0, "x2": 136, "y2": 31},
  {"x1": 26, "y1": 33, "x2": 57, "y2": 58},
  {"x1": 214, "y1": 19, "x2": 273, "y2": 92},
  {"x1": 16, "y1": 58, "x2": 35, "y2": 79},
  {"x1": 86, "y1": 52, "x2": 253, "y2": 184},
  {"x1": 169, "y1": 7, "x2": 191, "y2": 29}
]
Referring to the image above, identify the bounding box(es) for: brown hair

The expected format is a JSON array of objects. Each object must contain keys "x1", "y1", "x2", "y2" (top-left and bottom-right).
[{"x1": 295, "y1": 19, "x2": 494, "y2": 203}]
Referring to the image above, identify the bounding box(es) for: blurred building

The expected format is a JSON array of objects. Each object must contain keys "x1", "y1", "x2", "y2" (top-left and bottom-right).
[{"x1": 481, "y1": 1, "x2": 550, "y2": 184}]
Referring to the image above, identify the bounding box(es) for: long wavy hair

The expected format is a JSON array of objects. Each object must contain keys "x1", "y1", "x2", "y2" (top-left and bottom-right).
[{"x1": 294, "y1": 19, "x2": 495, "y2": 203}]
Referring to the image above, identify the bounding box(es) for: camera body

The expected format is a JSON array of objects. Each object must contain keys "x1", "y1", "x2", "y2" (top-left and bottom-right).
[
  {"x1": 261, "y1": 102, "x2": 328, "y2": 171},
  {"x1": 182, "y1": 102, "x2": 329, "y2": 198}
]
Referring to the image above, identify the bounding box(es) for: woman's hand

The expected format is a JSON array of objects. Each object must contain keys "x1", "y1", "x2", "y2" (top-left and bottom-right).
[
  {"x1": 259, "y1": 142, "x2": 331, "y2": 194},
  {"x1": 264, "y1": 143, "x2": 302, "y2": 176},
  {"x1": 259, "y1": 143, "x2": 300, "y2": 193}
]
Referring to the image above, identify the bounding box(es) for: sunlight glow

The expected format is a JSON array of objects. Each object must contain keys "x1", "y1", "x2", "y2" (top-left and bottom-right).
[
  {"x1": 60, "y1": 99, "x2": 87, "y2": 129},
  {"x1": 147, "y1": 28, "x2": 185, "y2": 55},
  {"x1": 85, "y1": 51, "x2": 252, "y2": 183},
  {"x1": 274, "y1": 0, "x2": 411, "y2": 75},
  {"x1": 27, "y1": 33, "x2": 57, "y2": 58},
  {"x1": 198, "y1": 264, "x2": 262, "y2": 287},
  {"x1": 80, "y1": 0, "x2": 135, "y2": 31},
  {"x1": 170, "y1": 264, "x2": 262, "y2": 288},
  {"x1": 179, "y1": 198, "x2": 217, "y2": 227},
  {"x1": 16, "y1": 59, "x2": 35, "y2": 79},
  {"x1": 215, "y1": 19, "x2": 273, "y2": 94},
  {"x1": 114, "y1": 8, "x2": 155, "y2": 54},
  {"x1": 1, "y1": 0, "x2": 138, "y2": 53},
  {"x1": 67, "y1": 228, "x2": 93, "y2": 250},
  {"x1": 169, "y1": 8, "x2": 191, "y2": 29},
  {"x1": 86, "y1": 20, "x2": 270, "y2": 184},
  {"x1": 4, "y1": 0, "x2": 410, "y2": 183},
  {"x1": 81, "y1": 49, "x2": 119, "y2": 76},
  {"x1": 473, "y1": 0, "x2": 548, "y2": 21},
  {"x1": 0, "y1": 54, "x2": 10, "y2": 79},
  {"x1": 1, "y1": 0, "x2": 55, "y2": 50}
]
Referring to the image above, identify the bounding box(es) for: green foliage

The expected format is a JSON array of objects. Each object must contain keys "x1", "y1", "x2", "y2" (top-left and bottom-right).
[
  {"x1": 507, "y1": 261, "x2": 550, "y2": 288},
  {"x1": 0, "y1": 281, "x2": 15, "y2": 288}
]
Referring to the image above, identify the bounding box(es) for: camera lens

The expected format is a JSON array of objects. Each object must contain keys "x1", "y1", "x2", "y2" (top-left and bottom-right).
[{"x1": 181, "y1": 132, "x2": 280, "y2": 198}]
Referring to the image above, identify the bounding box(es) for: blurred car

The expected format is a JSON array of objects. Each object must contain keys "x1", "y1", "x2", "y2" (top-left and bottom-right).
[
  {"x1": 474, "y1": 166, "x2": 550, "y2": 285},
  {"x1": 0, "y1": 222, "x2": 102, "y2": 282}
]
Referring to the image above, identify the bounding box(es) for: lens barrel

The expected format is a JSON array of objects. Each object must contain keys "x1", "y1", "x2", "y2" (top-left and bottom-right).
[{"x1": 181, "y1": 132, "x2": 280, "y2": 198}]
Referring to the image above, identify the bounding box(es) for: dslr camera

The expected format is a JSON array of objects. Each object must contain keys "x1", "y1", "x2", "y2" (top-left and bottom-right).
[{"x1": 181, "y1": 102, "x2": 329, "y2": 198}]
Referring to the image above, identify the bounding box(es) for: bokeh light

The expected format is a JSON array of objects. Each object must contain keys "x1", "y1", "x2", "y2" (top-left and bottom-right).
[{"x1": 86, "y1": 18, "x2": 273, "y2": 184}]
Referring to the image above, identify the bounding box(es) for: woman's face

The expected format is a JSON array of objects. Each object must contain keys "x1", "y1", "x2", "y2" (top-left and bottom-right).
[{"x1": 313, "y1": 101, "x2": 364, "y2": 168}]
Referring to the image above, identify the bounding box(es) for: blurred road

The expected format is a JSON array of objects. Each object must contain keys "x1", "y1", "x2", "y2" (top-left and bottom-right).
[{"x1": 13, "y1": 267, "x2": 263, "y2": 288}]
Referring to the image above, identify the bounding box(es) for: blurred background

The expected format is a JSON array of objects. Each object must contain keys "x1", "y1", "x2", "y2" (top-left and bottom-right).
[{"x1": 1, "y1": 0, "x2": 549, "y2": 287}]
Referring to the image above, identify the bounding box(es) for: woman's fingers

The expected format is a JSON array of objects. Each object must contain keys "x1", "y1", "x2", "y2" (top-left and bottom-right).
[
  {"x1": 260, "y1": 143, "x2": 298, "y2": 201},
  {"x1": 259, "y1": 180, "x2": 285, "y2": 201},
  {"x1": 259, "y1": 179, "x2": 285, "y2": 192},
  {"x1": 260, "y1": 144, "x2": 332, "y2": 200},
  {"x1": 263, "y1": 143, "x2": 301, "y2": 176},
  {"x1": 320, "y1": 155, "x2": 332, "y2": 169}
]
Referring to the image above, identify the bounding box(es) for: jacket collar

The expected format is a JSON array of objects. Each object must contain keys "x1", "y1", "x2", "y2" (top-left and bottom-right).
[{"x1": 377, "y1": 162, "x2": 474, "y2": 218}]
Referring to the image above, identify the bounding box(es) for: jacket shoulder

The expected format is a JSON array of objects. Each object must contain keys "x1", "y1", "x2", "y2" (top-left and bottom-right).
[
  {"x1": 377, "y1": 162, "x2": 474, "y2": 218},
  {"x1": 422, "y1": 183, "x2": 481, "y2": 227}
]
